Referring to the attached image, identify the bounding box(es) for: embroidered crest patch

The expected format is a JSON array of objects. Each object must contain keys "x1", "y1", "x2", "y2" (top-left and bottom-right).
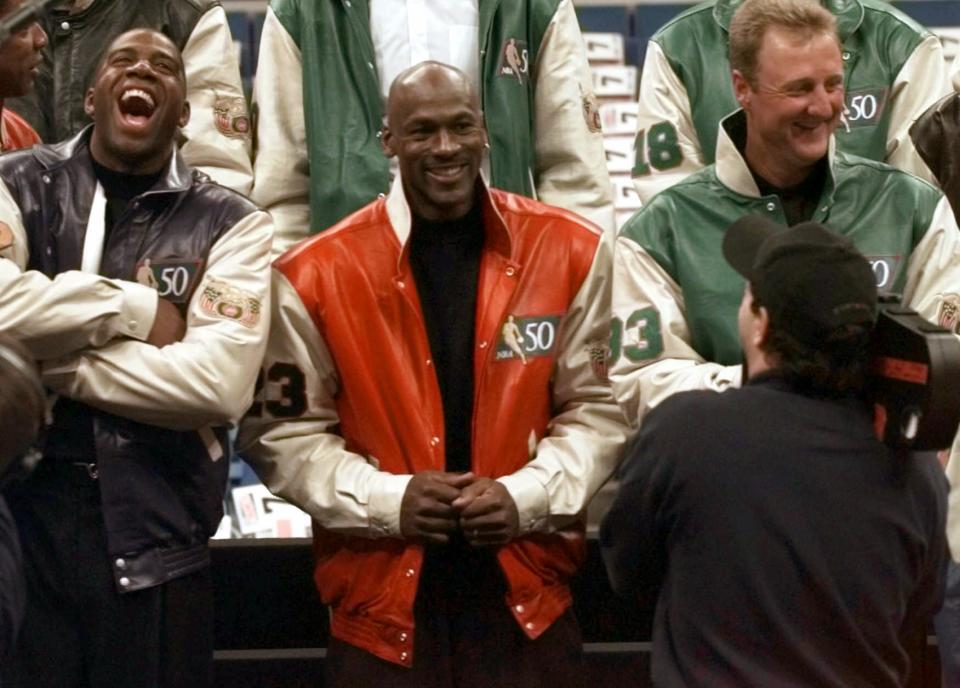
[
  {"x1": 213, "y1": 95, "x2": 251, "y2": 140},
  {"x1": 938, "y1": 294, "x2": 960, "y2": 334},
  {"x1": 497, "y1": 38, "x2": 530, "y2": 84},
  {"x1": 581, "y1": 86, "x2": 602, "y2": 134},
  {"x1": 586, "y1": 340, "x2": 610, "y2": 380},
  {"x1": 199, "y1": 279, "x2": 262, "y2": 328}
]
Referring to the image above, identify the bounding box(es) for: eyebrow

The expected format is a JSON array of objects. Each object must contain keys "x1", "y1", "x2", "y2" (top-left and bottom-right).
[{"x1": 107, "y1": 46, "x2": 180, "y2": 66}]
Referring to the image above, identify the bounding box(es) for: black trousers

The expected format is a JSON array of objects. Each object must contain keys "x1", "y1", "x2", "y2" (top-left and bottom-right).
[
  {"x1": 2, "y1": 460, "x2": 213, "y2": 688},
  {"x1": 325, "y1": 539, "x2": 586, "y2": 688}
]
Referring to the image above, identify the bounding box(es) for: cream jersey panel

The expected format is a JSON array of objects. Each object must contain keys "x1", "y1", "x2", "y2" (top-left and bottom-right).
[
  {"x1": 250, "y1": 8, "x2": 309, "y2": 257},
  {"x1": 610, "y1": 234, "x2": 741, "y2": 426},
  {"x1": 631, "y1": 41, "x2": 705, "y2": 205},
  {"x1": 180, "y1": 6, "x2": 254, "y2": 195},
  {"x1": 532, "y1": 0, "x2": 615, "y2": 233}
]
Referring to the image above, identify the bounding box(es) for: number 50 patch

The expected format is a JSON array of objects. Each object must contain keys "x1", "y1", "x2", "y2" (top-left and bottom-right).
[
  {"x1": 495, "y1": 314, "x2": 562, "y2": 363},
  {"x1": 134, "y1": 258, "x2": 204, "y2": 304}
]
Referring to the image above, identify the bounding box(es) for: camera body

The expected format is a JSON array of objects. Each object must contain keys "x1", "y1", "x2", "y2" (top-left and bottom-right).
[{"x1": 868, "y1": 296, "x2": 960, "y2": 450}]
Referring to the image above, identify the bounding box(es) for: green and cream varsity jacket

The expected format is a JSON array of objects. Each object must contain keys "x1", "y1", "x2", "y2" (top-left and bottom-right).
[
  {"x1": 251, "y1": 0, "x2": 614, "y2": 255},
  {"x1": 632, "y1": 0, "x2": 949, "y2": 204},
  {"x1": 611, "y1": 110, "x2": 960, "y2": 426}
]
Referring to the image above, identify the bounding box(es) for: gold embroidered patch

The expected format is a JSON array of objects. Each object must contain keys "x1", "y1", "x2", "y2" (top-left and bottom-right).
[
  {"x1": 198, "y1": 279, "x2": 261, "y2": 328},
  {"x1": 938, "y1": 294, "x2": 960, "y2": 334},
  {"x1": 581, "y1": 87, "x2": 602, "y2": 134},
  {"x1": 213, "y1": 95, "x2": 251, "y2": 140}
]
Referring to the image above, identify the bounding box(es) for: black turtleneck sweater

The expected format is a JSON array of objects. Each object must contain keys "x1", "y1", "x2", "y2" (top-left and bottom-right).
[
  {"x1": 408, "y1": 200, "x2": 484, "y2": 474},
  {"x1": 90, "y1": 157, "x2": 164, "y2": 242}
]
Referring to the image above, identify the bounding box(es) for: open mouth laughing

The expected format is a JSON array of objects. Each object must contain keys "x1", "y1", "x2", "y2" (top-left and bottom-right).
[{"x1": 117, "y1": 87, "x2": 157, "y2": 130}]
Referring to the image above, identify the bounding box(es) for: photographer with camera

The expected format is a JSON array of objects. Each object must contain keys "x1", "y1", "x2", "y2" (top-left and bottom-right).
[{"x1": 601, "y1": 216, "x2": 949, "y2": 687}]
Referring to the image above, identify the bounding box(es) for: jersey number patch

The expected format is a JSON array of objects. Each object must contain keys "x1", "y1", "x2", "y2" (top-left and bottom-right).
[
  {"x1": 249, "y1": 362, "x2": 307, "y2": 418},
  {"x1": 610, "y1": 307, "x2": 663, "y2": 363},
  {"x1": 632, "y1": 121, "x2": 683, "y2": 176}
]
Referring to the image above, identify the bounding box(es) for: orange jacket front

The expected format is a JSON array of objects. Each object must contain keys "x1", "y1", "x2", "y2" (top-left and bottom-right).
[{"x1": 241, "y1": 179, "x2": 627, "y2": 667}]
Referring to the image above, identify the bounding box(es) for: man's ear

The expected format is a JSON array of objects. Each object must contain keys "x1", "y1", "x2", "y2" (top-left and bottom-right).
[
  {"x1": 381, "y1": 126, "x2": 396, "y2": 158},
  {"x1": 732, "y1": 70, "x2": 751, "y2": 110},
  {"x1": 178, "y1": 100, "x2": 191, "y2": 129},
  {"x1": 752, "y1": 304, "x2": 771, "y2": 349},
  {"x1": 83, "y1": 87, "x2": 96, "y2": 118}
]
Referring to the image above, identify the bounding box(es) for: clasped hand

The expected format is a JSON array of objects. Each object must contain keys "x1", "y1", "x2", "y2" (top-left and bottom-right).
[{"x1": 399, "y1": 471, "x2": 520, "y2": 547}]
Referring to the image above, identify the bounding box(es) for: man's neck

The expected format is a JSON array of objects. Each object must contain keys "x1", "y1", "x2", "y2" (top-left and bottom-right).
[{"x1": 744, "y1": 145, "x2": 817, "y2": 189}]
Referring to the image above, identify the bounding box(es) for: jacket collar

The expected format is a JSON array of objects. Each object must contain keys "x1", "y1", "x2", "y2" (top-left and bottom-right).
[
  {"x1": 713, "y1": 0, "x2": 863, "y2": 40},
  {"x1": 714, "y1": 109, "x2": 838, "y2": 201},
  {"x1": 385, "y1": 171, "x2": 514, "y2": 263},
  {"x1": 35, "y1": 125, "x2": 193, "y2": 196}
]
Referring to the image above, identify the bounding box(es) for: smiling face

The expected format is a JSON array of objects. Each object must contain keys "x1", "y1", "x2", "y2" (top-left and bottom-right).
[
  {"x1": 734, "y1": 25, "x2": 844, "y2": 187},
  {"x1": 0, "y1": 0, "x2": 47, "y2": 101},
  {"x1": 382, "y1": 62, "x2": 487, "y2": 222},
  {"x1": 84, "y1": 29, "x2": 189, "y2": 174}
]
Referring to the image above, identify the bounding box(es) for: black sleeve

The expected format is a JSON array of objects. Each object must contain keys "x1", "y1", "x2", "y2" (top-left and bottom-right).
[
  {"x1": 599, "y1": 405, "x2": 675, "y2": 598},
  {"x1": 0, "y1": 497, "x2": 24, "y2": 660},
  {"x1": 900, "y1": 459, "x2": 950, "y2": 643}
]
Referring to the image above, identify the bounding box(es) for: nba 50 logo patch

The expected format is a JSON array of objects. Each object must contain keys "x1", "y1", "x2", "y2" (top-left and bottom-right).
[{"x1": 496, "y1": 314, "x2": 561, "y2": 364}]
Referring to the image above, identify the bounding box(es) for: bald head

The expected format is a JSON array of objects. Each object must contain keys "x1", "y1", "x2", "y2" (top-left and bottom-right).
[{"x1": 386, "y1": 61, "x2": 481, "y2": 131}]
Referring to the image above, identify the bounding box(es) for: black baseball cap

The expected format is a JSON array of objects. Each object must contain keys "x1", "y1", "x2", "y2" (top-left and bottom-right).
[{"x1": 722, "y1": 214, "x2": 877, "y2": 344}]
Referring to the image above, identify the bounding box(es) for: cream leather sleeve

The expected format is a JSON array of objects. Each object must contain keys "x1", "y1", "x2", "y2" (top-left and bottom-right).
[
  {"x1": 237, "y1": 270, "x2": 412, "y2": 537},
  {"x1": 631, "y1": 41, "x2": 706, "y2": 205},
  {"x1": 498, "y1": 233, "x2": 629, "y2": 533},
  {"x1": 903, "y1": 197, "x2": 960, "y2": 559},
  {"x1": 42, "y1": 211, "x2": 272, "y2": 430},
  {"x1": 0, "y1": 179, "x2": 157, "y2": 360},
  {"x1": 610, "y1": 234, "x2": 741, "y2": 427},
  {"x1": 532, "y1": 0, "x2": 615, "y2": 234},
  {"x1": 884, "y1": 34, "x2": 950, "y2": 184},
  {"x1": 250, "y1": 7, "x2": 310, "y2": 257},
  {"x1": 180, "y1": 6, "x2": 254, "y2": 195},
  {"x1": 900, "y1": 197, "x2": 960, "y2": 321}
]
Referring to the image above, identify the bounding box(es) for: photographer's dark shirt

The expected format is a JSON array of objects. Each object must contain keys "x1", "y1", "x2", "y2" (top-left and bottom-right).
[{"x1": 600, "y1": 373, "x2": 948, "y2": 688}]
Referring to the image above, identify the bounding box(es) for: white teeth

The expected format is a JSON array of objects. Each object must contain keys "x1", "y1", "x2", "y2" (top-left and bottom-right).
[{"x1": 120, "y1": 88, "x2": 155, "y2": 108}]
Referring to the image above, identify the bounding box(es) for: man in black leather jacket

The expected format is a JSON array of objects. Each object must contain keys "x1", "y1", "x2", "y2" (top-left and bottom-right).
[{"x1": 0, "y1": 29, "x2": 271, "y2": 687}]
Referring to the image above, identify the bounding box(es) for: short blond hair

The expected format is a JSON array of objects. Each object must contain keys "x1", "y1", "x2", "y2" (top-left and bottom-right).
[{"x1": 729, "y1": 0, "x2": 839, "y2": 84}]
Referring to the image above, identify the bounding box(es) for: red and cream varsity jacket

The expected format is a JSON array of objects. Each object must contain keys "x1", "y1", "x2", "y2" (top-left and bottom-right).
[{"x1": 240, "y1": 177, "x2": 627, "y2": 666}]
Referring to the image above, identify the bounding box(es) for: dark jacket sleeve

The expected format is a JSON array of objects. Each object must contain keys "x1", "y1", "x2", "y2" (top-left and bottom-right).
[
  {"x1": 911, "y1": 93, "x2": 960, "y2": 219},
  {"x1": 0, "y1": 497, "x2": 24, "y2": 660},
  {"x1": 599, "y1": 404, "x2": 675, "y2": 597}
]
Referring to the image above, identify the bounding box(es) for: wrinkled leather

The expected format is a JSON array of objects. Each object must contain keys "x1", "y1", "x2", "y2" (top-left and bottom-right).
[
  {"x1": 912, "y1": 92, "x2": 960, "y2": 219},
  {"x1": 0, "y1": 127, "x2": 256, "y2": 592}
]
